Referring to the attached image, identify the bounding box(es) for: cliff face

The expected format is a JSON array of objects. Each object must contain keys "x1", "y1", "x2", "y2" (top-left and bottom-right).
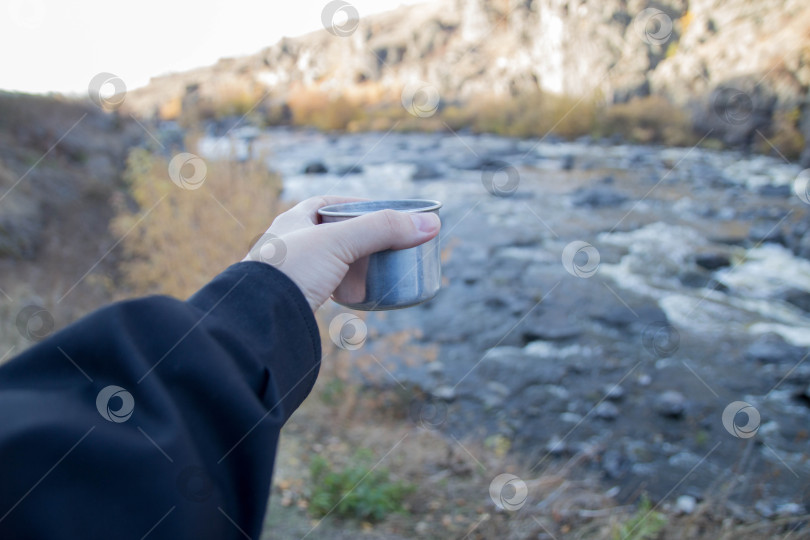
[{"x1": 125, "y1": 0, "x2": 810, "y2": 161}]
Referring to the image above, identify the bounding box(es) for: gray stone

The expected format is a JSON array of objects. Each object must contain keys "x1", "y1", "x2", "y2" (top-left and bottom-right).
[
  {"x1": 656, "y1": 391, "x2": 687, "y2": 418},
  {"x1": 560, "y1": 412, "x2": 582, "y2": 424},
  {"x1": 520, "y1": 312, "x2": 583, "y2": 341},
  {"x1": 668, "y1": 451, "x2": 701, "y2": 468},
  {"x1": 776, "y1": 502, "x2": 803, "y2": 516},
  {"x1": 694, "y1": 252, "x2": 731, "y2": 270},
  {"x1": 571, "y1": 186, "x2": 628, "y2": 208},
  {"x1": 334, "y1": 164, "x2": 363, "y2": 175},
  {"x1": 303, "y1": 162, "x2": 328, "y2": 174},
  {"x1": 602, "y1": 449, "x2": 629, "y2": 479},
  {"x1": 679, "y1": 270, "x2": 713, "y2": 289},
  {"x1": 545, "y1": 435, "x2": 566, "y2": 455},
  {"x1": 595, "y1": 401, "x2": 619, "y2": 421},
  {"x1": 748, "y1": 221, "x2": 784, "y2": 244},
  {"x1": 603, "y1": 384, "x2": 625, "y2": 401},
  {"x1": 676, "y1": 495, "x2": 697, "y2": 515},
  {"x1": 427, "y1": 362, "x2": 445, "y2": 376},
  {"x1": 431, "y1": 385, "x2": 456, "y2": 402},
  {"x1": 561, "y1": 154, "x2": 575, "y2": 170},
  {"x1": 782, "y1": 289, "x2": 810, "y2": 313},
  {"x1": 755, "y1": 500, "x2": 775, "y2": 518},
  {"x1": 746, "y1": 334, "x2": 805, "y2": 364},
  {"x1": 757, "y1": 184, "x2": 792, "y2": 197},
  {"x1": 410, "y1": 163, "x2": 442, "y2": 181}
]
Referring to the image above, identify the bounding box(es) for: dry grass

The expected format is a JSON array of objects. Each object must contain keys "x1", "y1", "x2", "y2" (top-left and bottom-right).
[
  {"x1": 267, "y1": 365, "x2": 809, "y2": 539},
  {"x1": 264, "y1": 88, "x2": 702, "y2": 148},
  {"x1": 110, "y1": 142, "x2": 285, "y2": 299},
  {"x1": 287, "y1": 89, "x2": 365, "y2": 132},
  {"x1": 755, "y1": 107, "x2": 805, "y2": 160},
  {"x1": 594, "y1": 96, "x2": 696, "y2": 146},
  {"x1": 459, "y1": 92, "x2": 600, "y2": 139}
]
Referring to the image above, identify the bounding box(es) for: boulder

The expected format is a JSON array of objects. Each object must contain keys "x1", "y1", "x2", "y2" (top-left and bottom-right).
[
  {"x1": 655, "y1": 391, "x2": 687, "y2": 418},
  {"x1": 303, "y1": 162, "x2": 328, "y2": 174},
  {"x1": 571, "y1": 186, "x2": 628, "y2": 208},
  {"x1": 746, "y1": 333, "x2": 805, "y2": 364}
]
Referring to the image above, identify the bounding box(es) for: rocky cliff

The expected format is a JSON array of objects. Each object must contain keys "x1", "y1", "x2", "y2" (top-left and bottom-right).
[{"x1": 124, "y1": 0, "x2": 810, "y2": 162}]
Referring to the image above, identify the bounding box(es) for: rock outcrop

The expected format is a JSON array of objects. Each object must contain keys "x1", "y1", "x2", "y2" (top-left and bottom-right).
[{"x1": 124, "y1": 0, "x2": 810, "y2": 161}]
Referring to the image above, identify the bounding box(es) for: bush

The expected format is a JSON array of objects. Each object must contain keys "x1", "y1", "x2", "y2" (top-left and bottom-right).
[
  {"x1": 755, "y1": 107, "x2": 805, "y2": 160},
  {"x1": 596, "y1": 95, "x2": 696, "y2": 146},
  {"x1": 308, "y1": 449, "x2": 414, "y2": 522},
  {"x1": 111, "y1": 145, "x2": 284, "y2": 299},
  {"x1": 460, "y1": 91, "x2": 599, "y2": 139},
  {"x1": 287, "y1": 88, "x2": 368, "y2": 131}
]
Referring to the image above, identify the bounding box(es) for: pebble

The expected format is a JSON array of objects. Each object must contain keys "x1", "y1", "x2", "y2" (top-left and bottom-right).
[
  {"x1": 595, "y1": 401, "x2": 619, "y2": 420},
  {"x1": 748, "y1": 221, "x2": 784, "y2": 244},
  {"x1": 602, "y1": 449, "x2": 628, "y2": 478},
  {"x1": 303, "y1": 161, "x2": 328, "y2": 174},
  {"x1": 746, "y1": 333, "x2": 805, "y2": 364},
  {"x1": 411, "y1": 163, "x2": 442, "y2": 181},
  {"x1": 481, "y1": 381, "x2": 510, "y2": 409},
  {"x1": 560, "y1": 412, "x2": 583, "y2": 423},
  {"x1": 604, "y1": 384, "x2": 625, "y2": 401},
  {"x1": 427, "y1": 362, "x2": 445, "y2": 376},
  {"x1": 432, "y1": 385, "x2": 457, "y2": 402},
  {"x1": 755, "y1": 500, "x2": 775, "y2": 518},
  {"x1": 656, "y1": 391, "x2": 686, "y2": 418},
  {"x1": 676, "y1": 495, "x2": 697, "y2": 515},
  {"x1": 571, "y1": 185, "x2": 628, "y2": 208},
  {"x1": 545, "y1": 435, "x2": 566, "y2": 455},
  {"x1": 776, "y1": 502, "x2": 803, "y2": 516},
  {"x1": 782, "y1": 288, "x2": 810, "y2": 313},
  {"x1": 694, "y1": 252, "x2": 731, "y2": 270}
]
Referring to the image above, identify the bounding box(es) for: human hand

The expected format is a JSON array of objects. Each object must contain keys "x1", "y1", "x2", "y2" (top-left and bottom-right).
[{"x1": 243, "y1": 196, "x2": 441, "y2": 311}]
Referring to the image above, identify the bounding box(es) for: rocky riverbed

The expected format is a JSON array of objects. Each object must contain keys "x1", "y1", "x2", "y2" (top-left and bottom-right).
[{"x1": 200, "y1": 127, "x2": 810, "y2": 517}]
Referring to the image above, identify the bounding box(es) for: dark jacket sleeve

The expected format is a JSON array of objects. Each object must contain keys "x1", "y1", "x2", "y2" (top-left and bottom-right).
[{"x1": 0, "y1": 261, "x2": 321, "y2": 539}]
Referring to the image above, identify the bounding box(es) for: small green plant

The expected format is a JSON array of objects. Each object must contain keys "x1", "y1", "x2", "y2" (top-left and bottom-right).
[
  {"x1": 308, "y1": 449, "x2": 414, "y2": 522},
  {"x1": 612, "y1": 494, "x2": 667, "y2": 540},
  {"x1": 318, "y1": 378, "x2": 345, "y2": 406}
]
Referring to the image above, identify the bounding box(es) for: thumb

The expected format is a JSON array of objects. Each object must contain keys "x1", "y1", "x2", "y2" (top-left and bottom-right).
[{"x1": 323, "y1": 209, "x2": 441, "y2": 263}]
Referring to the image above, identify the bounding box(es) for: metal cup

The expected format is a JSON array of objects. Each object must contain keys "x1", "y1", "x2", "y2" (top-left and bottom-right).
[{"x1": 318, "y1": 199, "x2": 442, "y2": 310}]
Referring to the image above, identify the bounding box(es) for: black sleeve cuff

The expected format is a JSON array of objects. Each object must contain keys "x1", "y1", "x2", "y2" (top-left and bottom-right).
[{"x1": 186, "y1": 261, "x2": 322, "y2": 422}]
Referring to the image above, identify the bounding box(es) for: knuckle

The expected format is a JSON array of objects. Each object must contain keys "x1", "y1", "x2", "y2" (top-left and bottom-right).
[
  {"x1": 312, "y1": 196, "x2": 330, "y2": 209},
  {"x1": 379, "y1": 209, "x2": 406, "y2": 236}
]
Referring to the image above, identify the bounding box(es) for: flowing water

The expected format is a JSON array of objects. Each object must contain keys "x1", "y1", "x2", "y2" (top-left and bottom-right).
[{"x1": 200, "y1": 127, "x2": 810, "y2": 512}]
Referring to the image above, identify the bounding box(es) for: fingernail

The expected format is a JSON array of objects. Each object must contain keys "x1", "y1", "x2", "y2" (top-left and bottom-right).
[{"x1": 410, "y1": 213, "x2": 440, "y2": 233}]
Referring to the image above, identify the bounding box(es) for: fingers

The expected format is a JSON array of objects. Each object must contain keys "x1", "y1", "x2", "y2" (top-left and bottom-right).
[
  {"x1": 270, "y1": 196, "x2": 369, "y2": 234},
  {"x1": 322, "y1": 209, "x2": 441, "y2": 263}
]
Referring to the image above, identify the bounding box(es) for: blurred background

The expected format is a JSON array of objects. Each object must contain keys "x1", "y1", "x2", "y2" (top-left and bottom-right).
[{"x1": 2, "y1": 0, "x2": 809, "y2": 538}]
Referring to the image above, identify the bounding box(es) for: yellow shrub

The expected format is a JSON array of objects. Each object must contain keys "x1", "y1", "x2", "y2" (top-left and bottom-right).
[
  {"x1": 287, "y1": 88, "x2": 367, "y2": 131},
  {"x1": 596, "y1": 95, "x2": 695, "y2": 146},
  {"x1": 158, "y1": 96, "x2": 182, "y2": 121},
  {"x1": 458, "y1": 91, "x2": 599, "y2": 139},
  {"x1": 756, "y1": 107, "x2": 805, "y2": 160},
  {"x1": 111, "y1": 145, "x2": 285, "y2": 299}
]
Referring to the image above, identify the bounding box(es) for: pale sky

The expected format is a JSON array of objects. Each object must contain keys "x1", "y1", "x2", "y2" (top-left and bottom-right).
[{"x1": 1, "y1": 0, "x2": 424, "y2": 96}]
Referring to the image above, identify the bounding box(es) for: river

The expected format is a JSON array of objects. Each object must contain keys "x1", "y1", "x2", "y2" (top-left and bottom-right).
[{"x1": 199, "y1": 127, "x2": 810, "y2": 514}]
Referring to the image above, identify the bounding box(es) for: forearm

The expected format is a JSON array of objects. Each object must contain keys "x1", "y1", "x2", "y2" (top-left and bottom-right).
[{"x1": 0, "y1": 262, "x2": 321, "y2": 539}]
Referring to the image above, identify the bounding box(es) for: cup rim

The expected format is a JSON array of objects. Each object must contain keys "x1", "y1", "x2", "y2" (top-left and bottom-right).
[{"x1": 318, "y1": 199, "x2": 442, "y2": 218}]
